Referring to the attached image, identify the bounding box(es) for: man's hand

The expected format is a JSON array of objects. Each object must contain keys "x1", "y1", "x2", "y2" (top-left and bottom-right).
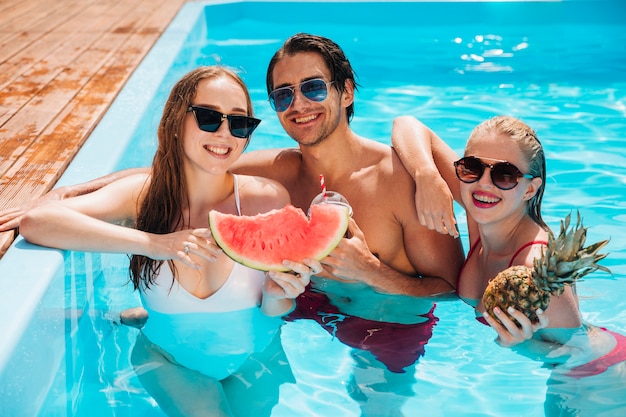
[
  {"x1": 414, "y1": 170, "x2": 458, "y2": 238},
  {"x1": 319, "y1": 218, "x2": 379, "y2": 283}
]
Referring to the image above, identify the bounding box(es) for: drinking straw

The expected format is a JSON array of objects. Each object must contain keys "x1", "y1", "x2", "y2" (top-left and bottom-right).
[{"x1": 320, "y1": 174, "x2": 327, "y2": 201}]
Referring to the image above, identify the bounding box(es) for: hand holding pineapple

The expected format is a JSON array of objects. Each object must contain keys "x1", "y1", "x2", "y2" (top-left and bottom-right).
[
  {"x1": 482, "y1": 305, "x2": 549, "y2": 348},
  {"x1": 482, "y1": 211, "x2": 611, "y2": 328}
]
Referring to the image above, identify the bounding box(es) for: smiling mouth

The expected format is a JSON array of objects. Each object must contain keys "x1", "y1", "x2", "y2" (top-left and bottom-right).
[
  {"x1": 473, "y1": 193, "x2": 500, "y2": 204},
  {"x1": 294, "y1": 114, "x2": 318, "y2": 124},
  {"x1": 204, "y1": 145, "x2": 231, "y2": 156}
]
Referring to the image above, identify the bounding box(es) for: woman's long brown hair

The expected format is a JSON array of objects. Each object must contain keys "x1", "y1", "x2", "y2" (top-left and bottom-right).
[{"x1": 129, "y1": 66, "x2": 254, "y2": 290}]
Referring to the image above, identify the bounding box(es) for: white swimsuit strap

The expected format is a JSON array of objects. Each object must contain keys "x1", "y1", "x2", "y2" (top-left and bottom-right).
[{"x1": 233, "y1": 174, "x2": 241, "y2": 216}]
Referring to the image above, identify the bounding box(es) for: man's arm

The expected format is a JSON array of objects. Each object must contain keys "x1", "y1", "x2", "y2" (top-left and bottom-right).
[
  {"x1": 391, "y1": 116, "x2": 461, "y2": 236},
  {"x1": 399, "y1": 211, "x2": 465, "y2": 296},
  {"x1": 0, "y1": 167, "x2": 149, "y2": 231},
  {"x1": 322, "y1": 218, "x2": 463, "y2": 297},
  {"x1": 358, "y1": 178, "x2": 465, "y2": 297}
]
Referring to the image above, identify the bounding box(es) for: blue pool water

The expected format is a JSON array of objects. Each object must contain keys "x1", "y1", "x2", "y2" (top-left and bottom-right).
[{"x1": 0, "y1": 1, "x2": 625, "y2": 416}]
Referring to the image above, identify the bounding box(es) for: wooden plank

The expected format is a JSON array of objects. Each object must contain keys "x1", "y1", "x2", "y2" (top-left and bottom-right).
[
  {"x1": 0, "y1": 32, "x2": 96, "y2": 125},
  {"x1": 0, "y1": 0, "x2": 188, "y2": 258},
  {"x1": 0, "y1": 0, "x2": 23, "y2": 15},
  {"x1": 0, "y1": 1, "x2": 140, "y2": 127},
  {"x1": 0, "y1": 31, "x2": 140, "y2": 185},
  {"x1": 0, "y1": 0, "x2": 170, "y2": 172},
  {"x1": 0, "y1": 0, "x2": 41, "y2": 30},
  {"x1": 0, "y1": 1, "x2": 72, "y2": 33},
  {"x1": 0, "y1": 1, "x2": 119, "y2": 86},
  {"x1": 0, "y1": 0, "x2": 187, "y2": 209},
  {"x1": 0, "y1": 230, "x2": 16, "y2": 259},
  {"x1": 0, "y1": 0, "x2": 90, "y2": 60},
  {"x1": 135, "y1": 0, "x2": 187, "y2": 33}
]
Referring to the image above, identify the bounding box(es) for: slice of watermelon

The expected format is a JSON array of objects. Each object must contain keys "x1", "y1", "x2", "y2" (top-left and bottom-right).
[{"x1": 209, "y1": 204, "x2": 350, "y2": 271}]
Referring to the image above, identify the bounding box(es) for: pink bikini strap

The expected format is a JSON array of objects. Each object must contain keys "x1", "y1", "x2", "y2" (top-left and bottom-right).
[
  {"x1": 508, "y1": 240, "x2": 548, "y2": 268},
  {"x1": 467, "y1": 238, "x2": 482, "y2": 259}
]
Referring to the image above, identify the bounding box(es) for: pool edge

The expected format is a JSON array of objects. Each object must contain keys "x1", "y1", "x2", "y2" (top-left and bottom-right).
[{"x1": 0, "y1": 2, "x2": 206, "y2": 414}]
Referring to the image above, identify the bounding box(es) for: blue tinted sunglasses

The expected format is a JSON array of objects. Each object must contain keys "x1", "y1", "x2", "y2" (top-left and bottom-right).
[
  {"x1": 187, "y1": 106, "x2": 261, "y2": 139},
  {"x1": 268, "y1": 78, "x2": 334, "y2": 112}
]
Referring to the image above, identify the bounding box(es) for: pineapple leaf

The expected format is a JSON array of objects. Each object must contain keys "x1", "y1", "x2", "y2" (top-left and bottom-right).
[{"x1": 535, "y1": 210, "x2": 612, "y2": 294}]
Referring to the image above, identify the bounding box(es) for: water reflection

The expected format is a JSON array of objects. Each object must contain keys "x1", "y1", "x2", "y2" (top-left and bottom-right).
[{"x1": 132, "y1": 309, "x2": 292, "y2": 417}]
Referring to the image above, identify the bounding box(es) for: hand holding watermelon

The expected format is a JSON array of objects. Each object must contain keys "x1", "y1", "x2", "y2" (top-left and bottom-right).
[
  {"x1": 317, "y1": 217, "x2": 379, "y2": 284},
  {"x1": 262, "y1": 258, "x2": 321, "y2": 316},
  {"x1": 266, "y1": 258, "x2": 318, "y2": 297}
]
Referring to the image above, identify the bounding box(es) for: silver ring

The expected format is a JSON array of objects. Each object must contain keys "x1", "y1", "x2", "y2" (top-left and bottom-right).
[{"x1": 184, "y1": 244, "x2": 190, "y2": 255}]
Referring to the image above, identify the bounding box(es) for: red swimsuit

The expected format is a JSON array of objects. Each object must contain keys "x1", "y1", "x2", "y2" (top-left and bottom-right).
[
  {"x1": 286, "y1": 288, "x2": 437, "y2": 374},
  {"x1": 456, "y1": 238, "x2": 548, "y2": 295}
]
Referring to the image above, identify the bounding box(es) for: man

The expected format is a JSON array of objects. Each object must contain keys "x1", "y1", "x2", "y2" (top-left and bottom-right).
[
  {"x1": 236, "y1": 39, "x2": 464, "y2": 406},
  {"x1": 238, "y1": 34, "x2": 463, "y2": 296}
]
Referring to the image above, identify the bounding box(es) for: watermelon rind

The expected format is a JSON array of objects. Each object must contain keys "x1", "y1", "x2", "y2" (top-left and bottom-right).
[{"x1": 209, "y1": 204, "x2": 350, "y2": 271}]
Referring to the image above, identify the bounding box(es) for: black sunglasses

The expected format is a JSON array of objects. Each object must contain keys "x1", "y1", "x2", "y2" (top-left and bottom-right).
[
  {"x1": 268, "y1": 78, "x2": 333, "y2": 112},
  {"x1": 454, "y1": 156, "x2": 534, "y2": 190},
  {"x1": 187, "y1": 106, "x2": 261, "y2": 139}
]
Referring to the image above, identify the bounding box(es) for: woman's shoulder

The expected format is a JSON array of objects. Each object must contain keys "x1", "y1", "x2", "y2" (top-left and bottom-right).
[{"x1": 508, "y1": 227, "x2": 550, "y2": 267}]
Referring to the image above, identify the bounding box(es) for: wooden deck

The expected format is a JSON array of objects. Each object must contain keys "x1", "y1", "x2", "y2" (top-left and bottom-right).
[{"x1": 0, "y1": 0, "x2": 190, "y2": 257}]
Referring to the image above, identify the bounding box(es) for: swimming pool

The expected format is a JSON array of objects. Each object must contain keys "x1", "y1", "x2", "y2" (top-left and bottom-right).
[{"x1": 1, "y1": 0, "x2": 625, "y2": 415}]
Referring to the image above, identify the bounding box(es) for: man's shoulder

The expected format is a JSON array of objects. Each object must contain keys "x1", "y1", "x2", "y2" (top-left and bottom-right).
[
  {"x1": 233, "y1": 148, "x2": 301, "y2": 177},
  {"x1": 351, "y1": 136, "x2": 394, "y2": 165},
  {"x1": 366, "y1": 141, "x2": 412, "y2": 181},
  {"x1": 241, "y1": 147, "x2": 302, "y2": 164}
]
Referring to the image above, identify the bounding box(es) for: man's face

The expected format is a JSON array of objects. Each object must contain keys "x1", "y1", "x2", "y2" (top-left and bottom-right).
[{"x1": 270, "y1": 52, "x2": 348, "y2": 147}]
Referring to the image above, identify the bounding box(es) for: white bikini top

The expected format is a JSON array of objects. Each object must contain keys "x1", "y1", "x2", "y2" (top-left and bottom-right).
[{"x1": 140, "y1": 174, "x2": 265, "y2": 314}]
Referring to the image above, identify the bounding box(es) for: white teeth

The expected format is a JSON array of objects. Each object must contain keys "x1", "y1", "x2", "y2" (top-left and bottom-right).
[
  {"x1": 473, "y1": 193, "x2": 500, "y2": 204},
  {"x1": 295, "y1": 114, "x2": 317, "y2": 123},
  {"x1": 205, "y1": 145, "x2": 229, "y2": 155}
]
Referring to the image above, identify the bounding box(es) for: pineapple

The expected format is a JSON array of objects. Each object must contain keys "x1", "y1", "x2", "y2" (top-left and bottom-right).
[{"x1": 482, "y1": 211, "x2": 611, "y2": 325}]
